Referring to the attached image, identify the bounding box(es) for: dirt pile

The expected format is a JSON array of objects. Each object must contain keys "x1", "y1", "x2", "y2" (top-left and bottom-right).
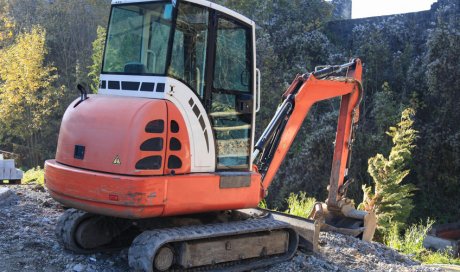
[{"x1": 0, "y1": 186, "x2": 441, "y2": 272}]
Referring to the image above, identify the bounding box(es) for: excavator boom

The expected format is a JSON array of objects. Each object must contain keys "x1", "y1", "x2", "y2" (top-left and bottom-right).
[{"x1": 254, "y1": 59, "x2": 375, "y2": 240}]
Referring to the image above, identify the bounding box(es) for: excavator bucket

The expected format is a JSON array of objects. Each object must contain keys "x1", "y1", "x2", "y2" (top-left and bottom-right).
[{"x1": 309, "y1": 199, "x2": 376, "y2": 242}]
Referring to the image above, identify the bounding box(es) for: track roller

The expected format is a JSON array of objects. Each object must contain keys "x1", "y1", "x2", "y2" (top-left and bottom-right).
[{"x1": 154, "y1": 246, "x2": 175, "y2": 271}]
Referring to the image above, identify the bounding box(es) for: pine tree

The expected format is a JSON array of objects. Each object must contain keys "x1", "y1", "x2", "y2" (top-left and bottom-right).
[{"x1": 360, "y1": 108, "x2": 417, "y2": 238}]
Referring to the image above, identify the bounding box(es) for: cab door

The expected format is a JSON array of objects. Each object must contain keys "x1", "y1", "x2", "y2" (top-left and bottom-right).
[{"x1": 207, "y1": 15, "x2": 255, "y2": 171}]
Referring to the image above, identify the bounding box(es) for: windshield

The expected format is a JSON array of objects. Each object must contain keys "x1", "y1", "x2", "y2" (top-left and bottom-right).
[{"x1": 103, "y1": 2, "x2": 174, "y2": 74}]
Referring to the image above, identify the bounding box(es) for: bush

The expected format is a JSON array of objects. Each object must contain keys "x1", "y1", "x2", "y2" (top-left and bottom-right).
[
  {"x1": 421, "y1": 251, "x2": 460, "y2": 265},
  {"x1": 385, "y1": 219, "x2": 460, "y2": 265},
  {"x1": 22, "y1": 167, "x2": 45, "y2": 187},
  {"x1": 285, "y1": 192, "x2": 316, "y2": 218},
  {"x1": 385, "y1": 219, "x2": 434, "y2": 254}
]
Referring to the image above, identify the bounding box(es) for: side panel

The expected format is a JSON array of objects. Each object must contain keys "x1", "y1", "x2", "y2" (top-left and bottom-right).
[{"x1": 163, "y1": 173, "x2": 262, "y2": 216}]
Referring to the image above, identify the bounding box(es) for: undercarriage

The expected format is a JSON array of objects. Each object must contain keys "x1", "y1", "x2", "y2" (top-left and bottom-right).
[{"x1": 56, "y1": 208, "x2": 319, "y2": 272}]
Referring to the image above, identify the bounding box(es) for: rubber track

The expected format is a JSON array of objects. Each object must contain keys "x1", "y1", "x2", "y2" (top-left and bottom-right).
[
  {"x1": 128, "y1": 218, "x2": 298, "y2": 272},
  {"x1": 56, "y1": 209, "x2": 135, "y2": 254},
  {"x1": 55, "y1": 208, "x2": 93, "y2": 253}
]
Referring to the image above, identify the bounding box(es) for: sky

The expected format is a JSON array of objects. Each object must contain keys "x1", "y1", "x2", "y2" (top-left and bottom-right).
[{"x1": 352, "y1": 0, "x2": 438, "y2": 19}]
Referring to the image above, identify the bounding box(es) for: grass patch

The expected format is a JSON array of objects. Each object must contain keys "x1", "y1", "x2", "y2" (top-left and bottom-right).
[
  {"x1": 22, "y1": 167, "x2": 45, "y2": 187},
  {"x1": 385, "y1": 219, "x2": 460, "y2": 265},
  {"x1": 421, "y1": 251, "x2": 460, "y2": 265},
  {"x1": 385, "y1": 219, "x2": 434, "y2": 255},
  {"x1": 285, "y1": 192, "x2": 316, "y2": 218}
]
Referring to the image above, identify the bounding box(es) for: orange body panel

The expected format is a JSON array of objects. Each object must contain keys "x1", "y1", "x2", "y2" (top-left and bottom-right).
[
  {"x1": 56, "y1": 95, "x2": 191, "y2": 176},
  {"x1": 45, "y1": 160, "x2": 262, "y2": 219}
]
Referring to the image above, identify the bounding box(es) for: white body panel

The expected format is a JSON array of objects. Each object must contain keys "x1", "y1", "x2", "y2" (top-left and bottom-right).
[{"x1": 99, "y1": 74, "x2": 216, "y2": 172}]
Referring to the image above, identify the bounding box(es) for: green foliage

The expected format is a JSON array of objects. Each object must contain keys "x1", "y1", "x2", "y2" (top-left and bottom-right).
[
  {"x1": 360, "y1": 108, "x2": 417, "y2": 237},
  {"x1": 285, "y1": 192, "x2": 316, "y2": 218},
  {"x1": 258, "y1": 199, "x2": 268, "y2": 209},
  {"x1": 421, "y1": 251, "x2": 460, "y2": 265},
  {"x1": 385, "y1": 219, "x2": 460, "y2": 265},
  {"x1": 372, "y1": 83, "x2": 400, "y2": 139},
  {"x1": 411, "y1": 0, "x2": 460, "y2": 223},
  {"x1": 22, "y1": 167, "x2": 45, "y2": 187},
  {"x1": 88, "y1": 25, "x2": 106, "y2": 93},
  {"x1": 385, "y1": 219, "x2": 434, "y2": 255}
]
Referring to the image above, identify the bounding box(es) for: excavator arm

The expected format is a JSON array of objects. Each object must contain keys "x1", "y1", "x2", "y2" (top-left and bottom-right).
[{"x1": 253, "y1": 59, "x2": 376, "y2": 241}]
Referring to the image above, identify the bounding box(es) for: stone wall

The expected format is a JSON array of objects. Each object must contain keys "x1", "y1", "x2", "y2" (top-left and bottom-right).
[{"x1": 326, "y1": 1, "x2": 442, "y2": 53}]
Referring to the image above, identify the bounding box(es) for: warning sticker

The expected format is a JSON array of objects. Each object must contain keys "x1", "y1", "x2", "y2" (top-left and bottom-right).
[{"x1": 113, "y1": 155, "x2": 121, "y2": 165}]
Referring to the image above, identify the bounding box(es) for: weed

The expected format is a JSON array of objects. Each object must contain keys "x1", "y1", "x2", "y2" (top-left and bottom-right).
[
  {"x1": 259, "y1": 199, "x2": 268, "y2": 209},
  {"x1": 285, "y1": 192, "x2": 316, "y2": 218},
  {"x1": 385, "y1": 219, "x2": 460, "y2": 265},
  {"x1": 22, "y1": 167, "x2": 45, "y2": 187}
]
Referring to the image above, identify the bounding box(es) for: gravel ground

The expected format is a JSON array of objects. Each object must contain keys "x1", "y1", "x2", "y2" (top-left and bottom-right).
[{"x1": 0, "y1": 185, "x2": 443, "y2": 272}]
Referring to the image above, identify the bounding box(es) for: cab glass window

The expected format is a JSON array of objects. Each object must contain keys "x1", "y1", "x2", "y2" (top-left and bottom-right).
[
  {"x1": 169, "y1": 3, "x2": 209, "y2": 98},
  {"x1": 103, "y1": 3, "x2": 173, "y2": 74},
  {"x1": 213, "y1": 18, "x2": 251, "y2": 93}
]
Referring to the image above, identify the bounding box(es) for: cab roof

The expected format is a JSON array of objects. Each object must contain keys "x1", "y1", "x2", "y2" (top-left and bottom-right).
[{"x1": 111, "y1": 0, "x2": 255, "y2": 27}]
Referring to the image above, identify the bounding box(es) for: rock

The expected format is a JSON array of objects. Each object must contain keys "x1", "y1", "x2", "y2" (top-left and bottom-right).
[
  {"x1": 0, "y1": 187, "x2": 18, "y2": 206},
  {"x1": 72, "y1": 263, "x2": 85, "y2": 272}
]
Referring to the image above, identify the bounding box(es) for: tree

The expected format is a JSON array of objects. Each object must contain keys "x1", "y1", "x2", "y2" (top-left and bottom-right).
[
  {"x1": 411, "y1": 0, "x2": 460, "y2": 223},
  {"x1": 0, "y1": 26, "x2": 63, "y2": 167},
  {"x1": 360, "y1": 108, "x2": 417, "y2": 238},
  {"x1": 0, "y1": 1, "x2": 14, "y2": 48},
  {"x1": 6, "y1": 0, "x2": 110, "y2": 95},
  {"x1": 88, "y1": 25, "x2": 106, "y2": 93}
]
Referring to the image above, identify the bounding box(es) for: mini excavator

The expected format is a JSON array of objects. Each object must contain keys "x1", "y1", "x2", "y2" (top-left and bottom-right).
[{"x1": 44, "y1": 0, "x2": 376, "y2": 271}]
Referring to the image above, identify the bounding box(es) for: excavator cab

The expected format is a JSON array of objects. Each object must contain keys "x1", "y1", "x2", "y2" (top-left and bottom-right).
[{"x1": 100, "y1": 0, "x2": 257, "y2": 172}]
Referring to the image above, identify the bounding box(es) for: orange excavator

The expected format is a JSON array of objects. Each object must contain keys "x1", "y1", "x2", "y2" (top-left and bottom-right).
[{"x1": 44, "y1": 0, "x2": 375, "y2": 271}]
